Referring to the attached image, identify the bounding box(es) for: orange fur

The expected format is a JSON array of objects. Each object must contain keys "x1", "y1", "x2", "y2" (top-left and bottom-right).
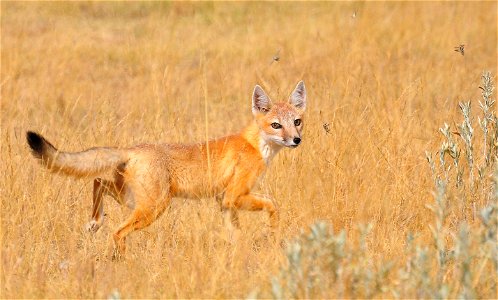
[{"x1": 27, "y1": 81, "x2": 307, "y2": 257}]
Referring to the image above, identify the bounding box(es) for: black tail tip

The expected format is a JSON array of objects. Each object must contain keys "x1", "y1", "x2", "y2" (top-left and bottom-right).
[{"x1": 26, "y1": 131, "x2": 45, "y2": 157}]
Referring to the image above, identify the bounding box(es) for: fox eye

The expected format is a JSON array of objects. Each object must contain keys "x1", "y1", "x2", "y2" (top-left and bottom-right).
[
  {"x1": 294, "y1": 119, "x2": 302, "y2": 126},
  {"x1": 271, "y1": 122, "x2": 282, "y2": 129}
]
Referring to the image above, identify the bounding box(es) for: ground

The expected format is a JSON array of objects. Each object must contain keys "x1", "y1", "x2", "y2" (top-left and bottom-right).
[{"x1": 1, "y1": 2, "x2": 496, "y2": 298}]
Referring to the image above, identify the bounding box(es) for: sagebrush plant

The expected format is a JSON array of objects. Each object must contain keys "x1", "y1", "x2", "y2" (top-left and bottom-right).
[{"x1": 256, "y1": 72, "x2": 497, "y2": 298}]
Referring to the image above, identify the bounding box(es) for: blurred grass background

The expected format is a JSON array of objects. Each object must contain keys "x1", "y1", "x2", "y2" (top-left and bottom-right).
[{"x1": 1, "y1": 2, "x2": 496, "y2": 298}]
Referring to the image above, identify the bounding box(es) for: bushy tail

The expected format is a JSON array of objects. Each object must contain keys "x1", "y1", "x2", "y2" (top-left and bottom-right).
[{"x1": 26, "y1": 131, "x2": 127, "y2": 178}]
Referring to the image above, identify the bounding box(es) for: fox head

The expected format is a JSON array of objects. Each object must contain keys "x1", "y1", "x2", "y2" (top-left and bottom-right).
[{"x1": 252, "y1": 81, "x2": 307, "y2": 149}]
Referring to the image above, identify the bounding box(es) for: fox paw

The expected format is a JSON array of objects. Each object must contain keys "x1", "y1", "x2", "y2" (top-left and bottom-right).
[{"x1": 85, "y1": 220, "x2": 102, "y2": 233}]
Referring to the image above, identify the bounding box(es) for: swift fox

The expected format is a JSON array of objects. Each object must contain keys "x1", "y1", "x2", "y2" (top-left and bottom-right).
[{"x1": 27, "y1": 81, "x2": 307, "y2": 256}]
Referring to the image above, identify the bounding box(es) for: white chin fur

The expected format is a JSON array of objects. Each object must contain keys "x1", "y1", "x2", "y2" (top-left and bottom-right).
[{"x1": 259, "y1": 135, "x2": 284, "y2": 164}]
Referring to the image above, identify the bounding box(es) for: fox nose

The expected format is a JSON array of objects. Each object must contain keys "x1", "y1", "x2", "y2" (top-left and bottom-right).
[{"x1": 293, "y1": 137, "x2": 301, "y2": 145}]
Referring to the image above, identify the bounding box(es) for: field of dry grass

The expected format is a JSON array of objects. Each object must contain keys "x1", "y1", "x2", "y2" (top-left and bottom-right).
[{"x1": 1, "y1": 2, "x2": 497, "y2": 298}]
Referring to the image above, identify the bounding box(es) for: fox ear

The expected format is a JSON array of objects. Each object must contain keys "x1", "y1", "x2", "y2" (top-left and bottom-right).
[
  {"x1": 252, "y1": 85, "x2": 272, "y2": 115},
  {"x1": 289, "y1": 80, "x2": 306, "y2": 111}
]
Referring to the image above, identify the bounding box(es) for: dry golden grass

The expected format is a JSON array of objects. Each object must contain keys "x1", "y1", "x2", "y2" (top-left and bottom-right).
[{"x1": 1, "y1": 2, "x2": 497, "y2": 298}]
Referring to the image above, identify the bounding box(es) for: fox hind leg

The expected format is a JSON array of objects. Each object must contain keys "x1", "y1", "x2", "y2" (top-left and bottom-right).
[
  {"x1": 86, "y1": 178, "x2": 123, "y2": 233},
  {"x1": 112, "y1": 195, "x2": 170, "y2": 259}
]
